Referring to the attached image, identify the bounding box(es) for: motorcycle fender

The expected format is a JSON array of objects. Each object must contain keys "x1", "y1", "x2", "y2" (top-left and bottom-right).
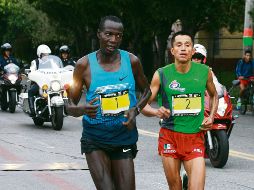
[
  {"x1": 51, "y1": 96, "x2": 64, "y2": 106},
  {"x1": 212, "y1": 123, "x2": 227, "y2": 130}
]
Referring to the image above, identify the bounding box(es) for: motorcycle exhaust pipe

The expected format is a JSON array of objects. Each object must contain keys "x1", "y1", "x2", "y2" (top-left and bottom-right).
[{"x1": 207, "y1": 131, "x2": 213, "y2": 150}]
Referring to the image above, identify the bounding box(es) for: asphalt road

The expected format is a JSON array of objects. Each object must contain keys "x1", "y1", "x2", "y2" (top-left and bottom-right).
[{"x1": 0, "y1": 104, "x2": 254, "y2": 190}]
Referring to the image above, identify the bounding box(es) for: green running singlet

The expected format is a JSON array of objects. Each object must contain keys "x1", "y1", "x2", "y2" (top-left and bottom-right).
[{"x1": 157, "y1": 61, "x2": 209, "y2": 133}]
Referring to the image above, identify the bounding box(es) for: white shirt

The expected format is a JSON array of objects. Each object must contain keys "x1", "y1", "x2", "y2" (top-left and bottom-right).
[
  {"x1": 211, "y1": 70, "x2": 224, "y2": 96},
  {"x1": 30, "y1": 58, "x2": 42, "y2": 72}
]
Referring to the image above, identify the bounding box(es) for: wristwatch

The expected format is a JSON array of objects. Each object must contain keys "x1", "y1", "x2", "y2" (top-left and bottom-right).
[{"x1": 135, "y1": 106, "x2": 141, "y2": 115}]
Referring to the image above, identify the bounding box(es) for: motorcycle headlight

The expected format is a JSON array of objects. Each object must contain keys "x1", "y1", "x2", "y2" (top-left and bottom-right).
[
  {"x1": 217, "y1": 98, "x2": 228, "y2": 116},
  {"x1": 8, "y1": 74, "x2": 18, "y2": 84},
  {"x1": 51, "y1": 81, "x2": 61, "y2": 92}
]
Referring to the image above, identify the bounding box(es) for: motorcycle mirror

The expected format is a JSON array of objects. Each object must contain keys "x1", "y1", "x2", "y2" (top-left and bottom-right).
[{"x1": 232, "y1": 80, "x2": 240, "y2": 86}]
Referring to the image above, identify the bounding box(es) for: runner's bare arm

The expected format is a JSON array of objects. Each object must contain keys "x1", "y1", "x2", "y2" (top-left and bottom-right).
[
  {"x1": 129, "y1": 53, "x2": 151, "y2": 113},
  {"x1": 201, "y1": 70, "x2": 218, "y2": 129},
  {"x1": 66, "y1": 56, "x2": 98, "y2": 118},
  {"x1": 69, "y1": 56, "x2": 88, "y2": 105},
  {"x1": 122, "y1": 53, "x2": 151, "y2": 129},
  {"x1": 142, "y1": 71, "x2": 170, "y2": 118}
]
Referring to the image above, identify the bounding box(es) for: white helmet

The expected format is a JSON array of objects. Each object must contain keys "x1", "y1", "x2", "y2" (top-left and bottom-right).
[
  {"x1": 37, "y1": 44, "x2": 51, "y2": 58},
  {"x1": 59, "y1": 45, "x2": 70, "y2": 53},
  {"x1": 194, "y1": 44, "x2": 207, "y2": 57},
  {"x1": 1, "y1": 43, "x2": 12, "y2": 49}
]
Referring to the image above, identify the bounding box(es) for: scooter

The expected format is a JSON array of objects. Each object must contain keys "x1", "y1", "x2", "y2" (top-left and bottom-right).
[
  {"x1": 204, "y1": 85, "x2": 236, "y2": 168},
  {"x1": 233, "y1": 78, "x2": 254, "y2": 115},
  {"x1": 181, "y1": 85, "x2": 236, "y2": 189},
  {"x1": 0, "y1": 63, "x2": 22, "y2": 113}
]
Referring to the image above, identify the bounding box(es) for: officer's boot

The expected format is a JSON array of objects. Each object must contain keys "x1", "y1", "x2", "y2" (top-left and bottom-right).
[{"x1": 28, "y1": 97, "x2": 35, "y2": 117}]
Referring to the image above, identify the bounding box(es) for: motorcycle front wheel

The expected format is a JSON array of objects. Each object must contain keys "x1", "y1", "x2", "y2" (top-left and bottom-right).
[
  {"x1": 52, "y1": 106, "x2": 64, "y2": 131},
  {"x1": 0, "y1": 91, "x2": 8, "y2": 111},
  {"x1": 9, "y1": 90, "x2": 17, "y2": 113},
  {"x1": 239, "y1": 103, "x2": 247, "y2": 115},
  {"x1": 208, "y1": 130, "x2": 229, "y2": 168},
  {"x1": 251, "y1": 94, "x2": 254, "y2": 116},
  {"x1": 33, "y1": 117, "x2": 44, "y2": 126},
  {"x1": 182, "y1": 173, "x2": 188, "y2": 190}
]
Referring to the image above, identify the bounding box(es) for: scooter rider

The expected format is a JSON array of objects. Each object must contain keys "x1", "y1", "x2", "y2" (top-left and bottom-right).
[
  {"x1": 28, "y1": 44, "x2": 51, "y2": 117},
  {"x1": 192, "y1": 43, "x2": 224, "y2": 96},
  {"x1": 59, "y1": 45, "x2": 75, "y2": 67},
  {"x1": 235, "y1": 50, "x2": 254, "y2": 106}
]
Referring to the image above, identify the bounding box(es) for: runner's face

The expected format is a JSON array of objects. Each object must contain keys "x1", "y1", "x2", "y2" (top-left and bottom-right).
[
  {"x1": 171, "y1": 35, "x2": 194, "y2": 63},
  {"x1": 98, "y1": 20, "x2": 123, "y2": 54}
]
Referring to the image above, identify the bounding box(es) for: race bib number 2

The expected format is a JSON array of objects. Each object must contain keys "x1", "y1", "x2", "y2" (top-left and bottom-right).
[
  {"x1": 100, "y1": 90, "x2": 130, "y2": 116},
  {"x1": 172, "y1": 93, "x2": 201, "y2": 116}
]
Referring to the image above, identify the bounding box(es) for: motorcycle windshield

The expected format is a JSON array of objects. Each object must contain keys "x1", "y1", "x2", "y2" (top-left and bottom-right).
[
  {"x1": 4, "y1": 63, "x2": 20, "y2": 74},
  {"x1": 39, "y1": 55, "x2": 64, "y2": 70}
]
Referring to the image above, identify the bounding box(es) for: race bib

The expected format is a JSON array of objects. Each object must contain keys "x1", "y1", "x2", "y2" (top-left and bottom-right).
[
  {"x1": 100, "y1": 90, "x2": 130, "y2": 116},
  {"x1": 172, "y1": 93, "x2": 201, "y2": 116}
]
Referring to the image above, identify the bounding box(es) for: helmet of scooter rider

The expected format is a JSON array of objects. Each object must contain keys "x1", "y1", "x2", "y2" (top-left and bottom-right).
[
  {"x1": 37, "y1": 44, "x2": 51, "y2": 58},
  {"x1": 193, "y1": 44, "x2": 207, "y2": 64},
  {"x1": 1, "y1": 43, "x2": 12, "y2": 53},
  {"x1": 59, "y1": 45, "x2": 70, "y2": 54}
]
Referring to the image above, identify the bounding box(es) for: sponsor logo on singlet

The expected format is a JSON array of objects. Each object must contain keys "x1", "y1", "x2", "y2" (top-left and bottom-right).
[{"x1": 169, "y1": 80, "x2": 185, "y2": 92}]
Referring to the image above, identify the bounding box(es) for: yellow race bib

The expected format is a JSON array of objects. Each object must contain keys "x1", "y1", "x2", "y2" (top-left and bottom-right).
[
  {"x1": 100, "y1": 90, "x2": 130, "y2": 116},
  {"x1": 172, "y1": 93, "x2": 201, "y2": 116}
]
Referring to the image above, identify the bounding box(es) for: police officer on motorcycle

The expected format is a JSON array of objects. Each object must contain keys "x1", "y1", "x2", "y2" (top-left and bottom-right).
[
  {"x1": 0, "y1": 43, "x2": 22, "y2": 107},
  {"x1": 0, "y1": 43, "x2": 20, "y2": 73},
  {"x1": 59, "y1": 45, "x2": 75, "y2": 67},
  {"x1": 28, "y1": 44, "x2": 51, "y2": 117}
]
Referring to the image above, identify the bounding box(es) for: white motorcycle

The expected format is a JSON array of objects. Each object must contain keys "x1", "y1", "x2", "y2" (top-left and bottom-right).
[{"x1": 18, "y1": 55, "x2": 73, "y2": 130}]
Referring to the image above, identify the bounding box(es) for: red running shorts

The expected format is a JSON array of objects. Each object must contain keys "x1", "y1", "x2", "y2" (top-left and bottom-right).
[{"x1": 158, "y1": 128, "x2": 205, "y2": 161}]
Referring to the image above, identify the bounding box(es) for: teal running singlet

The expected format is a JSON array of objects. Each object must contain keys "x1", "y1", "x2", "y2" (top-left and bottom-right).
[{"x1": 81, "y1": 50, "x2": 138, "y2": 145}]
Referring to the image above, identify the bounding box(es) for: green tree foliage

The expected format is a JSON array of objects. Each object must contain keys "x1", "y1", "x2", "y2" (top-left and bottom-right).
[
  {"x1": 1, "y1": 0, "x2": 245, "y2": 77},
  {"x1": 28, "y1": 0, "x2": 121, "y2": 56},
  {"x1": 0, "y1": 0, "x2": 58, "y2": 61}
]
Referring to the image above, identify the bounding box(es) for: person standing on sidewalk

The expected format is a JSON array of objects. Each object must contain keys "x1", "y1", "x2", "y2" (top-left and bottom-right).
[{"x1": 142, "y1": 31, "x2": 218, "y2": 189}]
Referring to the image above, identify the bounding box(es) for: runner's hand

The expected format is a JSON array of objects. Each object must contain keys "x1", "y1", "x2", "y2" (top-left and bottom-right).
[
  {"x1": 83, "y1": 97, "x2": 99, "y2": 118},
  {"x1": 66, "y1": 97, "x2": 99, "y2": 118},
  {"x1": 156, "y1": 106, "x2": 170, "y2": 119},
  {"x1": 123, "y1": 107, "x2": 136, "y2": 130},
  {"x1": 200, "y1": 116, "x2": 213, "y2": 131}
]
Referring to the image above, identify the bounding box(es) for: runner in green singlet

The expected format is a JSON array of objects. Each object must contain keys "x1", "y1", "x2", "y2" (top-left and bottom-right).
[{"x1": 142, "y1": 31, "x2": 218, "y2": 190}]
